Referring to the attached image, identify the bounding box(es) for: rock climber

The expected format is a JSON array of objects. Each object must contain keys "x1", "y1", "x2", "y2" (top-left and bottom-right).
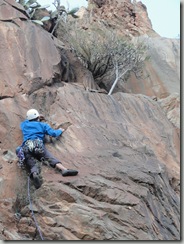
[{"x1": 16, "y1": 108, "x2": 78, "y2": 189}]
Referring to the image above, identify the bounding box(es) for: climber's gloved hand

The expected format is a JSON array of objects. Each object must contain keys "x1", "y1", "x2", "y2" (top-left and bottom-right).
[
  {"x1": 55, "y1": 128, "x2": 65, "y2": 140},
  {"x1": 59, "y1": 127, "x2": 65, "y2": 134}
]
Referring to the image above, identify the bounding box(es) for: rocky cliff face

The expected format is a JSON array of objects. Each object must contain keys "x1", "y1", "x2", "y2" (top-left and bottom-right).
[
  {"x1": 122, "y1": 36, "x2": 180, "y2": 98},
  {"x1": 85, "y1": 0, "x2": 158, "y2": 37},
  {"x1": 0, "y1": 0, "x2": 180, "y2": 241},
  {"x1": 72, "y1": 0, "x2": 180, "y2": 98}
]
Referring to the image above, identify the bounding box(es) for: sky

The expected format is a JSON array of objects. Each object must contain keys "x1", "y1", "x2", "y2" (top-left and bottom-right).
[
  {"x1": 37, "y1": 0, "x2": 180, "y2": 38},
  {"x1": 140, "y1": 0, "x2": 180, "y2": 38}
]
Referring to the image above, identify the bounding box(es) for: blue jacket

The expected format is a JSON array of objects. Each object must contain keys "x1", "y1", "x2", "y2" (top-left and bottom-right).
[{"x1": 20, "y1": 120, "x2": 62, "y2": 145}]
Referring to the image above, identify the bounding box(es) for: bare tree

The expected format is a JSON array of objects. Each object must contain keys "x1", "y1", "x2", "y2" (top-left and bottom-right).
[
  {"x1": 107, "y1": 37, "x2": 148, "y2": 95},
  {"x1": 108, "y1": 62, "x2": 130, "y2": 95},
  {"x1": 63, "y1": 25, "x2": 148, "y2": 93}
]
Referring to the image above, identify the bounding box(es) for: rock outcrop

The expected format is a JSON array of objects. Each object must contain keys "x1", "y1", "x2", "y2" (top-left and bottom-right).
[
  {"x1": 72, "y1": 1, "x2": 180, "y2": 98},
  {"x1": 121, "y1": 37, "x2": 180, "y2": 98},
  {"x1": 0, "y1": 0, "x2": 180, "y2": 241},
  {"x1": 158, "y1": 93, "x2": 180, "y2": 130},
  {"x1": 1, "y1": 83, "x2": 180, "y2": 240},
  {"x1": 82, "y1": 0, "x2": 159, "y2": 37}
]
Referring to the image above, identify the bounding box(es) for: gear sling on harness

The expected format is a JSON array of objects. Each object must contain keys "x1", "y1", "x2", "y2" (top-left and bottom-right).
[
  {"x1": 24, "y1": 139, "x2": 44, "y2": 154},
  {"x1": 16, "y1": 139, "x2": 44, "y2": 167}
]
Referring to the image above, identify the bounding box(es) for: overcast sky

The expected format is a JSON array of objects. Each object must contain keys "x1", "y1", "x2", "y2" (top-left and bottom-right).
[
  {"x1": 140, "y1": 0, "x2": 180, "y2": 38},
  {"x1": 37, "y1": 0, "x2": 180, "y2": 38}
]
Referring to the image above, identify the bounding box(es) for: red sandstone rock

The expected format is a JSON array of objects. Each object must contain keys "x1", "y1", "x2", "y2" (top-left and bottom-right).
[{"x1": 0, "y1": 0, "x2": 180, "y2": 241}]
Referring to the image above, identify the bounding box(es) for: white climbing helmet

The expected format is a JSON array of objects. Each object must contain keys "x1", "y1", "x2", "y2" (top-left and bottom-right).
[{"x1": 26, "y1": 109, "x2": 40, "y2": 120}]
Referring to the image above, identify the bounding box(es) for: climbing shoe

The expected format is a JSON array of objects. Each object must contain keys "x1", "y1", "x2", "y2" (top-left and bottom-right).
[
  {"x1": 62, "y1": 169, "x2": 78, "y2": 177},
  {"x1": 32, "y1": 172, "x2": 42, "y2": 189}
]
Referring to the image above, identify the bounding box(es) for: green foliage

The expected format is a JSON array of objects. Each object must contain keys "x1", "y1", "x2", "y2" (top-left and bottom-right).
[
  {"x1": 40, "y1": 16, "x2": 50, "y2": 22},
  {"x1": 52, "y1": 0, "x2": 79, "y2": 18},
  {"x1": 31, "y1": 19, "x2": 44, "y2": 25},
  {"x1": 62, "y1": 24, "x2": 148, "y2": 87},
  {"x1": 51, "y1": 6, "x2": 79, "y2": 30},
  {"x1": 16, "y1": 0, "x2": 51, "y2": 25},
  {"x1": 67, "y1": 7, "x2": 79, "y2": 18},
  {"x1": 17, "y1": 0, "x2": 79, "y2": 31}
]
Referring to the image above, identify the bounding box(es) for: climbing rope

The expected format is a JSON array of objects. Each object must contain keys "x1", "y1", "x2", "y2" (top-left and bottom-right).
[{"x1": 27, "y1": 176, "x2": 44, "y2": 240}]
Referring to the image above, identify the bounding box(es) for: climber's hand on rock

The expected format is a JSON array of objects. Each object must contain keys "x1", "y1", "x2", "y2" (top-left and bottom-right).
[{"x1": 59, "y1": 127, "x2": 65, "y2": 133}]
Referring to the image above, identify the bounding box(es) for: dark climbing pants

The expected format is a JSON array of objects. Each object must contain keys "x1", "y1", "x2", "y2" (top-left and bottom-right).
[{"x1": 23, "y1": 145, "x2": 61, "y2": 176}]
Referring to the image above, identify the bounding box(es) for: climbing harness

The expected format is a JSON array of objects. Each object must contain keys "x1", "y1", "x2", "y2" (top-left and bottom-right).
[
  {"x1": 16, "y1": 146, "x2": 25, "y2": 168},
  {"x1": 27, "y1": 176, "x2": 44, "y2": 240},
  {"x1": 24, "y1": 139, "x2": 44, "y2": 154}
]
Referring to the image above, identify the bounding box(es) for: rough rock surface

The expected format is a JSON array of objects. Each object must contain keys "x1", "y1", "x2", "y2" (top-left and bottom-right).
[
  {"x1": 62, "y1": 0, "x2": 180, "y2": 98},
  {"x1": 121, "y1": 37, "x2": 180, "y2": 98},
  {"x1": 83, "y1": 0, "x2": 158, "y2": 37},
  {"x1": 158, "y1": 93, "x2": 180, "y2": 129},
  {"x1": 0, "y1": 0, "x2": 180, "y2": 241},
  {"x1": 0, "y1": 83, "x2": 180, "y2": 240}
]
